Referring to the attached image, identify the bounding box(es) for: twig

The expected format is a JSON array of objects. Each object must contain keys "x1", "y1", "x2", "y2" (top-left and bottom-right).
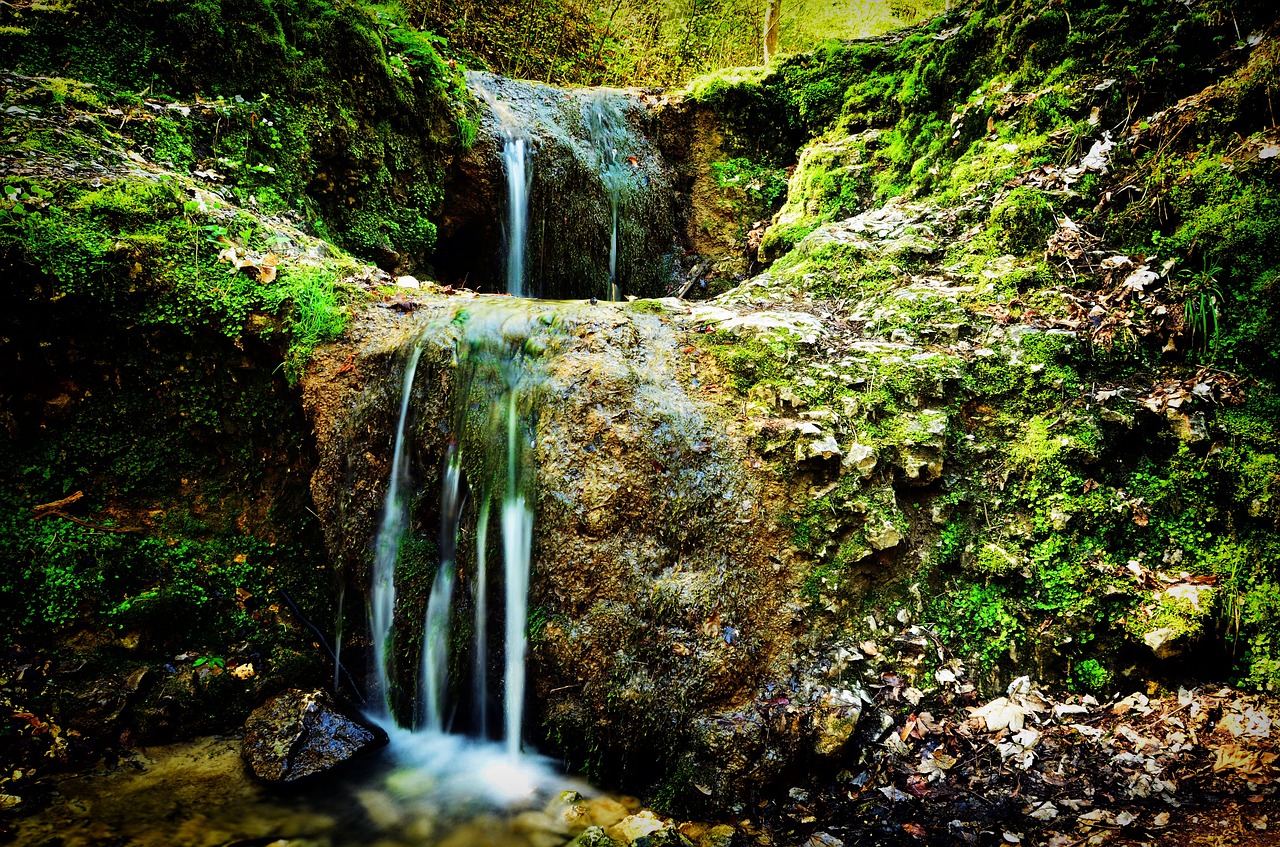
[
  {"x1": 31, "y1": 490, "x2": 84, "y2": 515},
  {"x1": 34, "y1": 511, "x2": 142, "y2": 533},
  {"x1": 277, "y1": 588, "x2": 366, "y2": 705}
]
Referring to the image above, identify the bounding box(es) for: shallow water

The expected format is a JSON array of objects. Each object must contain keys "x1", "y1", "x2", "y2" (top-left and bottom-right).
[{"x1": 11, "y1": 730, "x2": 602, "y2": 847}]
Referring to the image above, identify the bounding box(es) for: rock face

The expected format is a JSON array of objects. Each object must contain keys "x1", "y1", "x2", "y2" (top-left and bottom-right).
[
  {"x1": 242, "y1": 689, "x2": 386, "y2": 783},
  {"x1": 302, "y1": 297, "x2": 802, "y2": 802}
]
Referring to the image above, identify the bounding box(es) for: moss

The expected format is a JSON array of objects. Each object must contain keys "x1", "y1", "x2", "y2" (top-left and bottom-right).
[
  {"x1": 988, "y1": 187, "x2": 1055, "y2": 255},
  {"x1": 2, "y1": 0, "x2": 471, "y2": 269},
  {"x1": 1071, "y1": 658, "x2": 1112, "y2": 693}
]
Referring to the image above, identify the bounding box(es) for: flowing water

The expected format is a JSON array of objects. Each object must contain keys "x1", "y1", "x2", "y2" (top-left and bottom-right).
[
  {"x1": 370, "y1": 343, "x2": 426, "y2": 719},
  {"x1": 586, "y1": 90, "x2": 634, "y2": 301},
  {"x1": 7, "y1": 733, "x2": 602, "y2": 847},
  {"x1": 11, "y1": 76, "x2": 686, "y2": 847},
  {"x1": 502, "y1": 135, "x2": 531, "y2": 297},
  {"x1": 370, "y1": 300, "x2": 562, "y2": 758},
  {"x1": 454, "y1": 72, "x2": 678, "y2": 300}
]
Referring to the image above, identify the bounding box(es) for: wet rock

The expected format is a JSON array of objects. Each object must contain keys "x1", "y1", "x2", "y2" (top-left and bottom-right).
[
  {"x1": 241, "y1": 689, "x2": 386, "y2": 783},
  {"x1": 814, "y1": 706, "x2": 861, "y2": 758},
  {"x1": 584, "y1": 795, "x2": 630, "y2": 829},
  {"x1": 569, "y1": 827, "x2": 616, "y2": 847},
  {"x1": 606, "y1": 810, "x2": 669, "y2": 843},
  {"x1": 546, "y1": 790, "x2": 593, "y2": 834},
  {"x1": 513, "y1": 809, "x2": 572, "y2": 847}
]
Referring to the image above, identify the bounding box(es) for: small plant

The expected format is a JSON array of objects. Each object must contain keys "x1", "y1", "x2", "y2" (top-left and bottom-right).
[
  {"x1": 193, "y1": 655, "x2": 226, "y2": 670},
  {"x1": 1180, "y1": 261, "x2": 1224, "y2": 360}
]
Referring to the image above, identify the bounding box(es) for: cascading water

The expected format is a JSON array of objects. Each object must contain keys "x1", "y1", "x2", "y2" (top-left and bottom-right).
[
  {"x1": 446, "y1": 72, "x2": 678, "y2": 300},
  {"x1": 369, "y1": 301, "x2": 559, "y2": 762},
  {"x1": 370, "y1": 343, "x2": 425, "y2": 719},
  {"x1": 502, "y1": 134, "x2": 531, "y2": 297},
  {"x1": 472, "y1": 79, "x2": 534, "y2": 298},
  {"x1": 587, "y1": 91, "x2": 634, "y2": 301}
]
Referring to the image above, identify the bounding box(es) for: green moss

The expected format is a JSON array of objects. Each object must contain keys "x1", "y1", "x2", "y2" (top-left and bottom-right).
[
  {"x1": 988, "y1": 187, "x2": 1054, "y2": 255},
  {"x1": 1071, "y1": 658, "x2": 1112, "y2": 693}
]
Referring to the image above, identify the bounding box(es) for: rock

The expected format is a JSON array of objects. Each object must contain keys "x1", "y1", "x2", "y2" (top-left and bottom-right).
[
  {"x1": 585, "y1": 796, "x2": 629, "y2": 829},
  {"x1": 242, "y1": 688, "x2": 386, "y2": 783},
  {"x1": 569, "y1": 826, "x2": 616, "y2": 847},
  {"x1": 513, "y1": 809, "x2": 572, "y2": 847},
  {"x1": 395, "y1": 274, "x2": 421, "y2": 289},
  {"x1": 546, "y1": 790, "x2": 593, "y2": 834},
  {"x1": 897, "y1": 445, "x2": 943, "y2": 483},
  {"x1": 1144, "y1": 627, "x2": 1183, "y2": 661},
  {"x1": 0, "y1": 793, "x2": 21, "y2": 811},
  {"x1": 842, "y1": 442, "x2": 876, "y2": 476},
  {"x1": 814, "y1": 702, "x2": 861, "y2": 757},
  {"x1": 700, "y1": 824, "x2": 736, "y2": 847},
  {"x1": 797, "y1": 430, "x2": 841, "y2": 461},
  {"x1": 866, "y1": 521, "x2": 902, "y2": 551},
  {"x1": 55, "y1": 675, "x2": 130, "y2": 734},
  {"x1": 606, "y1": 810, "x2": 668, "y2": 843},
  {"x1": 1167, "y1": 409, "x2": 1208, "y2": 443}
]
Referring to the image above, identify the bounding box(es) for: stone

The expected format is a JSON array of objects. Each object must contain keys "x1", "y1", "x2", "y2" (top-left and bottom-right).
[
  {"x1": 700, "y1": 824, "x2": 736, "y2": 847},
  {"x1": 897, "y1": 445, "x2": 943, "y2": 483},
  {"x1": 569, "y1": 827, "x2": 615, "y2": 847},
  {"x1": 242, "y1": 688, "x2": 386, "y2": 783},
  {"x1": 584, "y1": 796, "x2": 629, "y2": 828},
  {"x1": 395, "y1": 274, "x2": 421, "y2": 289},
  {"x1": 546, "y1": 791, "x2": 593, "y2": 835},
  {"x1": 606, "y1": 810, "x2": 668, "y2": 843},
  {"x1": 1143, "y1": 627, "x2": 1183, "y2": 661},
  {"x1": 814, "y1": 700, "x2": 861, "y2": 757},
  {"x1": 866, "y1": 521, "x2": 902, "y2": 551},
  {"x1": 842, "y1": 442, "x2": 876, "y2": 477},
  {"x1": 1167, "y1": 409, "x2": 1208, "y2": 443}
]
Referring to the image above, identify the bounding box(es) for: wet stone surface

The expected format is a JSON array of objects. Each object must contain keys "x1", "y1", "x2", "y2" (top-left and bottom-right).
[{"x1": 242, "y1": 689, "x2": 387, "y2": 783}]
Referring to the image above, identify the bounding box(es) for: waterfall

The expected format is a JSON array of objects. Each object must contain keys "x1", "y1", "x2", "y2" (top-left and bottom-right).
[
  {"x1": 419, "y1": 446, "x2": 462, "y2": 731},
  {"x1": 502, "y1": 133, "x2": 531, "y2": 297},
  {"x1": 502, "y1": 389, "x2": 534, "y2": 756},
  {"x1": 370, "y1": 301, "x2": 558, "y2": 760},
  {"x1": 472, "y1": 496, "x2": 491, "y2": 738},
  {"x1": 370, "y1": 343, "x2": 426, "y2": 719},
  {"x1": 587, "y1": 91, "x2": 631, "y2": 301}
]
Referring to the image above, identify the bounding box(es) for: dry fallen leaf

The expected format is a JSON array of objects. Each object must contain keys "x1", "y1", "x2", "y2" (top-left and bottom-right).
[{"x1": 972, "y1": 697, "x2": 1027, "y2": 732}]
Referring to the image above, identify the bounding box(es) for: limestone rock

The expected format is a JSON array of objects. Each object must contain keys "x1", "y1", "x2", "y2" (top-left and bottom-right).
[
  {"x1": 866, "y1": 521, "x2": 903, "y2": 551},
  {"x1": 796, "y1": 426, "x2": 841, "y2": 461},
  {"x1": 569, "y1": 827, "x2": 616, "y2": 847},
  {"x1": 897, "y1": 445, "x2": 943, "y2": 483},
  {"x1": 606, "y1": 810, "x2": 668, "y2": 843},
  {"x1": 842, "y1": 442, "x2": 876, "y2": 477},
  {"x1": 814, "y1": 695, "x2": 862, "y2": 758},
  {"x1": 1143, "y1": 627, "x2": 1183, "y2": 661},
  {"x1": 242, "y1": 688, "x2": 386, "y2": 783}
]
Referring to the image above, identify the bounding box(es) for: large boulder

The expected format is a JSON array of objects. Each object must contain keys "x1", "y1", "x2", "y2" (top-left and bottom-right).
[{"x1": 242, "y1": 689, "x2": 386, "y2": 783}]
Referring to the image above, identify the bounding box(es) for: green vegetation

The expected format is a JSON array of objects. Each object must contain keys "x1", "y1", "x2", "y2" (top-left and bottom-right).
[
  {"x1": 402, "y1": 0, "x2": 942, "y2": 88},
  {"x1": 1, "y1": 0, "x2": 473, "y2": 270}
]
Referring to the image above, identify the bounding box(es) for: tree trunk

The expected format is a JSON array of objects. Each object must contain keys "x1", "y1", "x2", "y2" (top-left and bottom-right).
[{"x1": 763, "y1": 0, "x2": 782, "y2": 64}]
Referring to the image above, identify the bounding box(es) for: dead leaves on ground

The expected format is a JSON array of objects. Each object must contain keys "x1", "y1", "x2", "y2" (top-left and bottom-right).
[{"x1": 215, "y1": 240, "x2": 280, "y2": 283}]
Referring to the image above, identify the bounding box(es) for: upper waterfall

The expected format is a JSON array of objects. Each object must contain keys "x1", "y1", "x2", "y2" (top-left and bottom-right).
[{"x1": 438, "y1": 73, "x2": 680, "y2": 300}]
